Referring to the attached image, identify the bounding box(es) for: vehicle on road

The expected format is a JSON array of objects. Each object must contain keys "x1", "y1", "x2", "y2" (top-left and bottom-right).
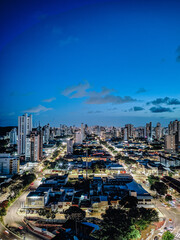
[{"x1": 4, "y1": 230, "x2": 9, "y2": 234}]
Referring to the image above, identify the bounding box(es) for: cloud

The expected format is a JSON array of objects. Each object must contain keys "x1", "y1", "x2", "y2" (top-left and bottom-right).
[
  {"x1": 42, "y1": 97, "x2": 56, "y2": 102},
  {"x1": 129, "y1": 106, "x2": 144, "y2": 111},
  {"x1": 59, "y1": 36, "x2": 79, "y2": 46},
  {"x1": 176, "y1": 45, "x2": 180, "y2": 62},
  {"x1": 10, "y1": 91, "x2": 34, "y2": 97},
  {"x1": 24, "y1": 105, "x2": 53, "y2": 113},
  {"x1": 86, "y1": 95, "x2": 136, "y2": 105},
  {"x1": 136, "y1": 88, "x2": 147, "y2": 94},
  {"x1": 149, "y1": 106, "x2": 173, "y2": 113},
  {"x1": 62, "y1": 81, "x2": 90, "y2": 98},
  {"x1": 88, "y1": 110, "x2": 102, "y2": 114},
  {"x1": 63, "y1": 81, "x2": 137, "y2": 105},
  {"x1": 147, "y1": 97, "x2": 180, "y2": 105}
]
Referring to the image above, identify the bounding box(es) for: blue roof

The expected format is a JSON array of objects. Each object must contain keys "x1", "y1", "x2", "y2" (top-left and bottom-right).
[{"x1": 126, "y1": 180, "x2": 151, "y2": 196}]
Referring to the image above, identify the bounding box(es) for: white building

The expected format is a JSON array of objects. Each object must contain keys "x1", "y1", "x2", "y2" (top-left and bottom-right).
[
  {"x1": 0, "y1": 153, "x2": 19, "y2": 175},
  {"x1": 18, "y1": 113, "x2": 32, "y2": 155},
  {"x1": 10, "y1": 128, "x2": 17, "y2": 145},
  {"x1": 74, "y1": 131, "x2": 82, "y2": 144},
  {"x1": 44, "y1": 124, "x2": 50, "y2": 144},
  {"x1": 67, "y1": 139, "x2": 74, "y2": 154}
]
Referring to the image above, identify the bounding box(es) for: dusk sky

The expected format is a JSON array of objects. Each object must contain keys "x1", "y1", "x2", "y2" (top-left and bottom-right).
[{"x1": 1, "y1": 0, "x2": 180, "y2": 127}]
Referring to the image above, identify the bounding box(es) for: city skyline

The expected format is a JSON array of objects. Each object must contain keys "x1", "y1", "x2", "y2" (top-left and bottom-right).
[{"x1": 1, "y1": 0, "x2": 180, "y2": 126}]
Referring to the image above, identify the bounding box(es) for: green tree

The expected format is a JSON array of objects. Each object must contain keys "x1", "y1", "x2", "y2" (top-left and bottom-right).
[
  {"x1": 64, "y1": 206, "x2": 85, "y2": 221},
  {"x1": 148, "y1": 175, "x2": 159, "y2": 186},
  {"x1": 119, "y1": 196, "x2": 138, "y2": 209},
  {"x1": 0, "y1": 207, "x2": 6, "y2": 217},
  {"x1": 129, "y1": 207, "x2": 159, "y2": 231},
  {"x1": 162, "y1": 231, "x2": 174, "y2": 240},
  {"x1": 165, "y1": 194, "x2": 172, "y2": 202},
  {"x1": 151, "y1": 182, "x2": 168, "y2": 195},
  {"x1": 93, "y1": 207, "x2": 141, "y2": 240}
]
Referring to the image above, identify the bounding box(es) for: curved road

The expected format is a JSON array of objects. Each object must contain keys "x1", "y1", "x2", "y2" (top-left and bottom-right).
[{"x1": 1, "y1": 191, "x2": 41, "y2": 240}]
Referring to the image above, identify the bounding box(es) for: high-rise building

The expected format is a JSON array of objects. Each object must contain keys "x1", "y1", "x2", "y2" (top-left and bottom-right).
[
  {"x1": 10, "y1": 128, "x2": 17, "y2": 145},
  {"x1": 165, "y1": 134, "x2": 178, "y2": 153},
  {"x1": 146, "y1": 122, "x2": 152, "y2": 140},
  {"x1": 166, "y1": 120, "x2": 180, "y2": 153},
  {"x1": 125, "y1": 124, "x2": 133, "y2": 139},
  {"x1": 37, "y1": 125, "x2": 43, "y2": 160},
  {"x1": 123, "y1": 128, "x2": 128, "y2": 141},
  {"x1": 67, "y1": 139, "x2": 74, "y2": 154},
  {"x1": 25, "y1": 130, "x2": 40, "y2": 162},
  {"x1": 74, "y1": 131, "x2": 82, "y2": 144},
  {"x1": 18, "y1": 113, "x2": 32, "y2": 155},
  {"x1": 0, "y1": 153, "x2": 19, "y2": 175},
  {"x1": 155, "y1": 122, "x2": 161, "y2": 140},
  {"x1": 81, "y1": 123, "x2": 85, "y2": 140},
  {"x1": 43, "y1": 124, "x2": 50, "y2": 144}
]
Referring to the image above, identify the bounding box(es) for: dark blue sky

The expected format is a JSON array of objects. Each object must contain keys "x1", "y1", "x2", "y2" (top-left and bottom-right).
[{"x1": 0, "y1": 0, "x2": 180, "y2": 127}]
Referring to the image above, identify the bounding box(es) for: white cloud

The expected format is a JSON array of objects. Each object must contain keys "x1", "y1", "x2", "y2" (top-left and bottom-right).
[
  {"x1": 42, "y1": 97, "x2": 56, "y2": 102},
  {"x1": 62, "y1": 81, "x2": 137, "y2": 105},
  {"x1": 62, "y1": 80, "x2": 90, "y2": 98},
  {"x1": 24, "y1": 105, "x2": 53, "y2": 113}
]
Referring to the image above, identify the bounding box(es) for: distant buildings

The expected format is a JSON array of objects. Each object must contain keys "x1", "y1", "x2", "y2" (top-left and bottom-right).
[
  {"x1": 159, "y1": 154, "x2": 180, "y2": 168},
  {"x1": 125, "y1": 124, "x2": 133, "y2": 139},
  {"x1": 155, "y1": 122, "x2": 161, "y2": 140},
  {"x1": 0, "y1": 153, "x2": 19, "y2": 175},
  {"x1": 43, "y1": 124, "x2": 50, "y2": 144},
  {"x1": 18, "y1": 113, "x2": 32, "y2": 155},
  {"x1": 165, "y1": 120, "x2": 180, "y2": 153},
  {"x1": 146, "y1": 122, "x2": 152, "y2": 141},
  {"x1": 10, "y1": 128, "x2": 17, "y2": 145}
]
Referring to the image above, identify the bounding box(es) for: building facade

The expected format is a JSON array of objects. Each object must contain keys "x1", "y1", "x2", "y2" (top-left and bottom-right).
[{"x1": 18, "y1": 113, "x2": 32, "y2": 155}]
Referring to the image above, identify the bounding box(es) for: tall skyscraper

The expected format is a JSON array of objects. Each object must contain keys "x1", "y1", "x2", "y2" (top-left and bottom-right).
[{"x1": 18, "y1": 113, "x2": 32, "y2": 155}]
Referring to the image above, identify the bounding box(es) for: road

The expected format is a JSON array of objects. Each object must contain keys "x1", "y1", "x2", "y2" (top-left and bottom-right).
[
  {"x1": 132, "y1": 173, "x2": 180, "y2": 239},
  {"x1": 2, "y1": 190, "x2": 41, "y2": 240}
]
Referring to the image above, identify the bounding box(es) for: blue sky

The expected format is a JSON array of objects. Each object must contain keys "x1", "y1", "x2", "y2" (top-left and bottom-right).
[{"x1": 0, "y1": 0, "x2": 180, "y2": 127}]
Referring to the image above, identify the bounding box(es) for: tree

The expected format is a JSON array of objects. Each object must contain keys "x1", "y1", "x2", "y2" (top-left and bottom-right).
[
  {"x1": 162, "y1": 231, "x2": 174, "y2": 240},
  {"x1": 148, "y1": 175, "x2": 159, "y2": 186},
  {"x1": 151, "y1": 182, "x2": 168, "y2": 195},
  {"x1": 129, "y1": 207, "x2": 159, "y2": 231},
  {"x1": 119, "y1": 196, "x2": 138, "y2": 208},
  {"x1": 0, "y1": 207, "x2": 6, "y2": 217},
  {"x1": 93, "y1": 207, "x2": 141, "y2": 240},
  {"x1": 64, "y1": 206, "x2": 85, "y2": 221},
  {"x1": 165, "y1": 194, "x2": 172, "y2": 202}
]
